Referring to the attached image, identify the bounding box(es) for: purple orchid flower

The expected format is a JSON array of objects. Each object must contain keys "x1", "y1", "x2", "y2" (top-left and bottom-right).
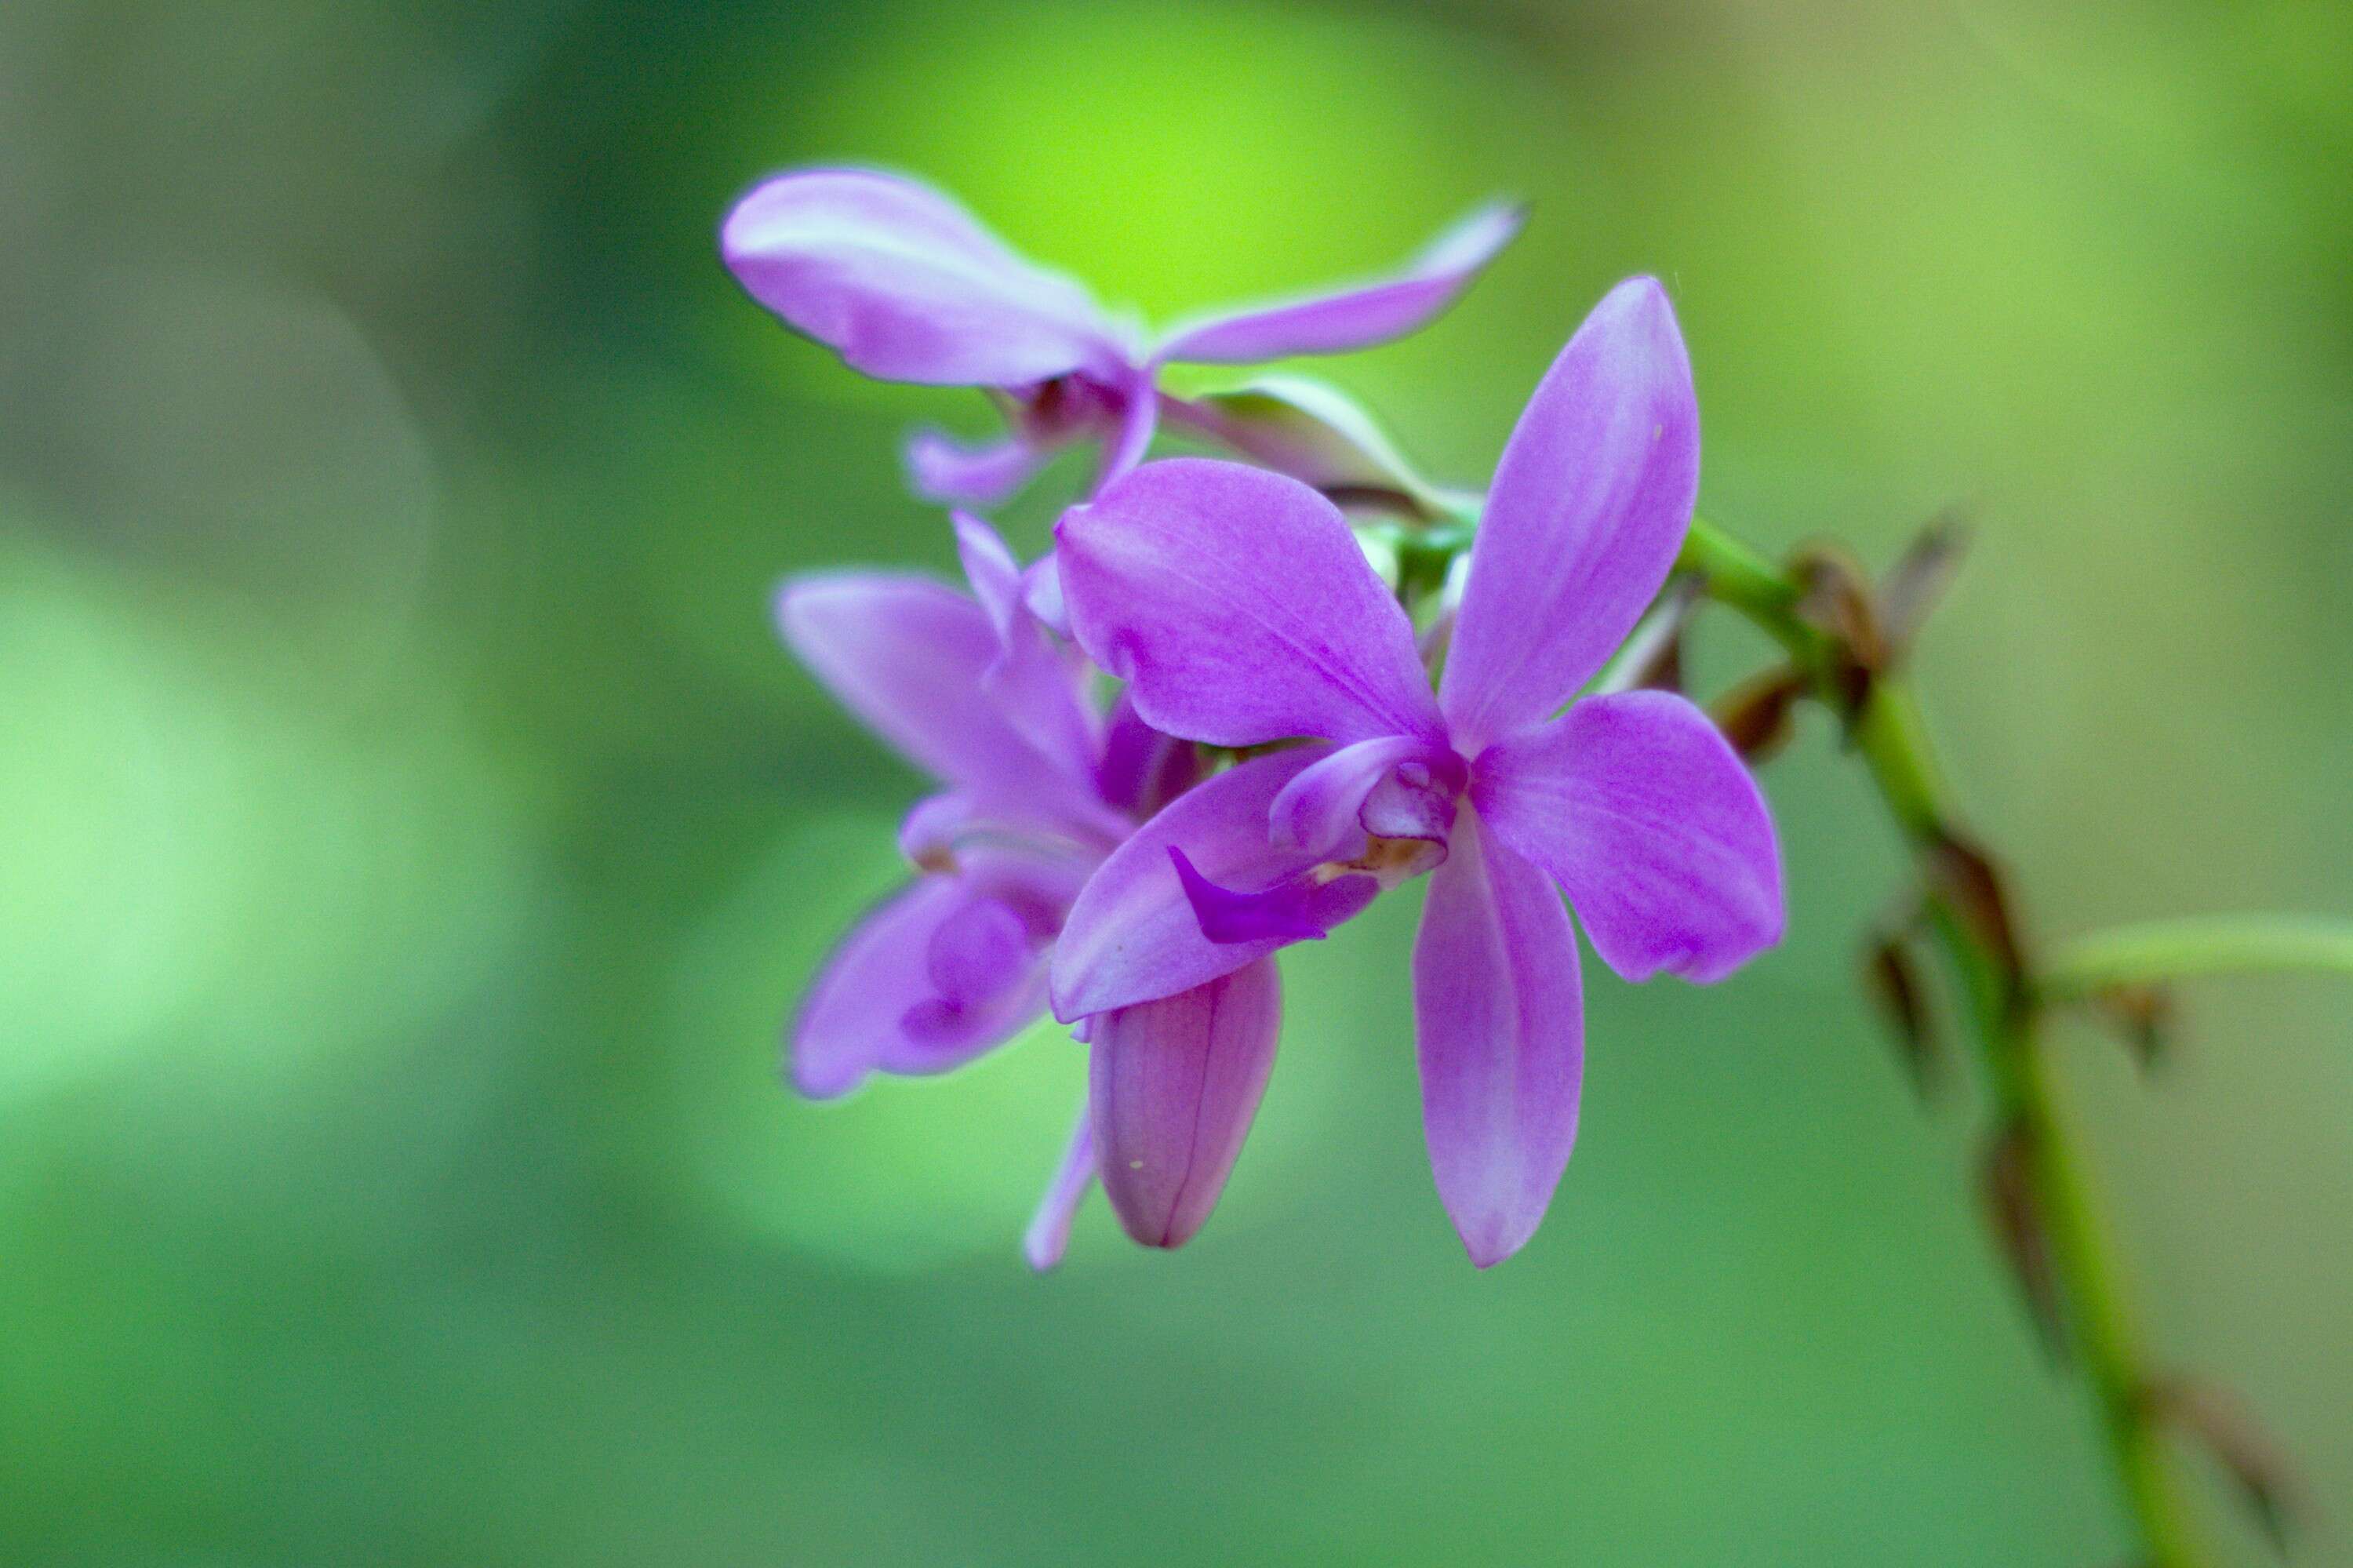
[
  {"x1": 1046, "y1": 278, "x2": 1785, "y2": 1267},
  {"x1": 721, "y1": 168, "x2": 1522, "y2": 507},
  {"x1": 780, "y1": 512, "x2": 1284, "y2": 1266}
]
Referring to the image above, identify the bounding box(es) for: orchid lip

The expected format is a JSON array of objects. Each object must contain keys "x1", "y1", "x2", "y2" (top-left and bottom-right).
[{"x1": 1169, "y1": 847, "x2": 1378, "y2": 945}]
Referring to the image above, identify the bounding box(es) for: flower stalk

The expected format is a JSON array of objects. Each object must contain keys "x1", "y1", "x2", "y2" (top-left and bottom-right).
[
  {"x1": 1377, "y1": 499, "x2": 2225, "y2": 1563},
  {"x1": 1624, "y1": 515, "x2": 2212, "y2": 1565}
]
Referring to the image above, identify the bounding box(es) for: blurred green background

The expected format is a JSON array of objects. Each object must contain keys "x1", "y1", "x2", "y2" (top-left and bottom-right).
[{"x1": 4, "y1": 1, "x2": 2349, "y2": 1563}]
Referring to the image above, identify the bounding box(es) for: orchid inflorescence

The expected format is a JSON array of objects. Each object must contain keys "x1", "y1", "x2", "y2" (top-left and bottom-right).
[
  {"x1": 728, "y1": 167, "x2": 1781, "y2": 1269},
  {"x1": 721, "y1": 164, "x2": 2353, "y2": 1568}
]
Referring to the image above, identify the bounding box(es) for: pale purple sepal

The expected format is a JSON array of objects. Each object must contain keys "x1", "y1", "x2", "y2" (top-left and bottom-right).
[
  {"x1": 1095, "y1": 694, "x2": 1202, "y2": 821},
  {"x1": 1090, "y1": 371, "x2": 1163, "y2": 493},
  {"x1": 1057, "y1": 460, "x2": 1443, "y2": 748},
  {"x1": 1024, "y1": 1104, "x2": 1096, "y2": 1272},
  {"x1": 955, "y1": 844, "x2": 1097, "y2": 936},
  {"x1": 1473, "y1": 689, "x2": 1783, "y2": 984},
  {"x1": 720, "y1": 169, "x2": 1126, "y2": 387},
  {"x1": 791, "y1": 875, "x2": 1046, "y2": 1099},
  {"x1": 1155, "y1": 200, "x2": 1523, "y2": 365},
  {"x1": 897, "y1": 791, "x2": 975, "y2": 865},
  {"x1": 951, "y1": 513, "x2": 1098, "y2": 783},
  {"x1": 1052, "y1": 747, "x2": 1345, "y2": 1020},
  {"x1": 776, "y1": 572, "x2": 1111, "y2": 839},
  {"x1": 1413, "y1": 810, "x2": 1584, "y2": 1268},
  {"x1": 778, "y1": 573, "x2": 1046, "y2": 790},
  {"x1": 1090, "y1": 958, "x2": 1282, "y2": 1249},
  {"x1": 906, "y1": 428, "x2": 1049, "y2": 507},
  {"x1": 894, "y1": 794, "x2": 1118, "y2": 875},
  {"x1": 1020, "y1": 554, "x2": 1068, "y2": 638},
  {"x1": 1438, "y1": 276, "x2": 1701, "y2": 751},
  {"x1": 919, "y1": 897, "x2": 1031, "y2": 1013}
]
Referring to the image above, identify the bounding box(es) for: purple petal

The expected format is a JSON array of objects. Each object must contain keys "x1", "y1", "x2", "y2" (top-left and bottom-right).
[
  {"x1": 1268, "y1": 733, "x2": 1452, "y2": 858},
  {"x1": 893, "y1": 794, "x2": 1115, "y2": 879},
  {"x1": 791, "y1": 875, "x2": 1042, "y2": 1099},
  {"x1": 1089, "y1": 958, "x2": 1282, "y2": 1250},
  {"x1": 1155, "y1": 200, "x2": 1523, "y2": 364},
  {"x1": 777, "y1": 573, "x2": 1111, "y2": 837},
  {"x1": 1413, "y1": 811, "x2": 1584, "y2": 1268},
  {"x1": 1438, "y1": 277, "x2": 1701, "y2": 751},
  {"x1": 1094, "y1": 693, "x2": 1202, "y2": 820},
  {"x1": 922, "y1": 896, "x2": 1031, "y2": 1009},
  {"x1": 951, "y1": 513, "x2": 1100, "y2": 783},
  {"x1": 1057, "y1": 460, "x2": 1443, "y2": 748},
  {"x1": 949, "y1": 510, "x2": 1028, "y2": 622},
  {"x1": 906, "y1": 428, "x2": 1050, "y2": 507},
  {"x1": 896, "y1": 791, "x2": 979, "y2": 867},
  {"x1": 1089, "y1": 373, "x2": 1162, "y2": 494},
  {"x1": 953, "y1": 843, "x2": 1097, "y2": 938},
  {"x1": 1024, "y1": 1104, "x2": 1096, "y2": 1271},
  {"x1": 1020, "y1": 553, "x2": 1069, "y2": 638},
  {"x1": 1472, "y1": 689, "x2": 1783, "y2": 984},
  {"x1": 1053, "y1": 747, "x2": 1361, "y2": 1020},
  {"x1": 721, "y1": 168, "x2": 1128, "y2": 387},
  {"x1": 1170, "y1": 849, "x2": 1377, "y2": 944},
  {"x1": 776, "y1": 572, "x2": 1031, "y2": 781}
]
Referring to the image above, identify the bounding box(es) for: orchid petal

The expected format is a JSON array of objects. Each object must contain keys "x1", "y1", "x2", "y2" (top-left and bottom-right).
[
  {"x1": 905, "y1": 427, "x2": 1049, "y2": 507},
  {"x1": 1413, "y1": 811, "x2": 1584, "y2": 1268},
  {"x1": 1155, "y1": 200, "x2": 1523, "y2": 364},
  {"x1": 1089, "y1": 373, "x2": 1162, "y2": 493},
  {"x1": 1438, "y1": 277, "x2": 1700, "y2": 750},
  {"x1": 1057, "y1": 460, "x2": 1443, "y2": 748},
  {"x1": 721, "y1": 169, "x2": 1126, "y2": 387},
  {"x1": 1095, "y1": 693, "x2": 1202, "y2": 820},
  {"x1": 1090, "y1": 958, "x2": 1282, "y2": 1250},
  {"x1": 1020, "y1": 553, "x2": 1069, "y2": 638},
  {"x1": 1053, "y1": 747, "x2": 1358, "y2": 1020},
  {"x1": 1473, "y1": 690, "x2": 1783, "y2": 984},
  {"x1": 893, "y1": 793, "x2": 1112, "y2": 875},
  {"x1": 896, "y1": 791, "x2": 984, "y2": 866},
  {"x1": 776, "y1": 572, "x2": 1034, "y2": 782},
  {"x1": 922, "y1": 897, "x2": 1030, "y2": 1010},
  {"x1": 1023, "y1": 1104, "x2": 1096, "y2": 1272},
  {"x1": 791, "y1": 875, "x2": 1042, "y2": 1099},
  {"x1": 951, "y1": 513, "x2": 1098, "y2": 782},
  {"x1": 954, "y1": 843, "x2": 1097, "y2": 937},
  {"x1": 777, "y1": 573, "x2": 1110, "y2": 835}
]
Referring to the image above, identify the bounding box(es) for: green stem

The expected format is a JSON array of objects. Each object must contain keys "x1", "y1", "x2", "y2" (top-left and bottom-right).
[
  {"x1": 1675, "y1": 518, "x2": 2208, "y2": 1568},
  {"x1": 2023, "y1": 1048, "x2": 2202, "y2": 1566},
  {"x1": 1677, "y1": 514, "x2": 1817, "y2": 653},
  {"x1": 2044, "y1": 915, "x2": 2353, "y2": 1002}
]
